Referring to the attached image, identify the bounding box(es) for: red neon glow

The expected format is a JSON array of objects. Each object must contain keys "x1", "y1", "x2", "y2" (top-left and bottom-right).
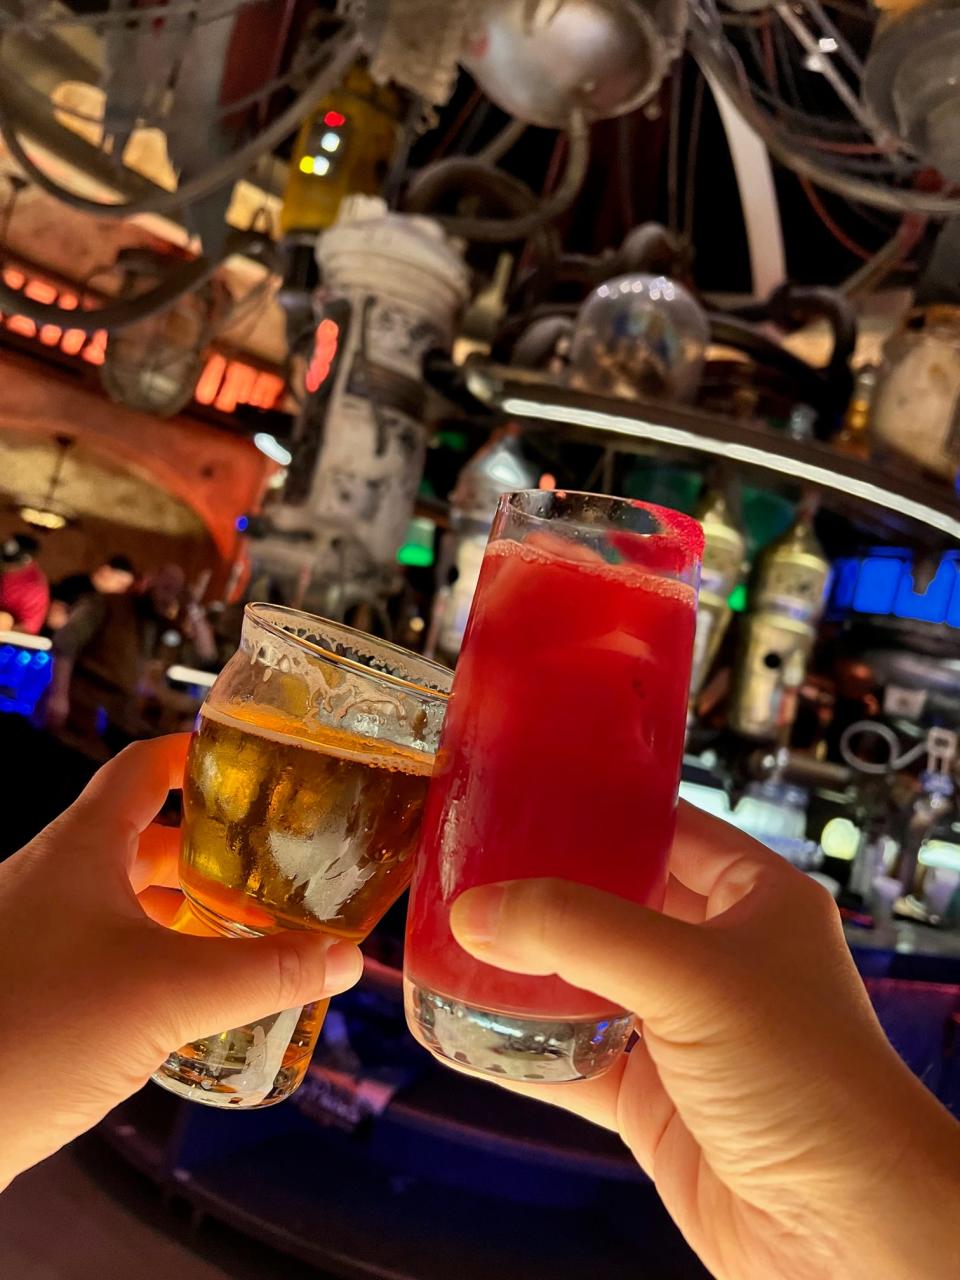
[
  {"x1": 196, "y1": 356, "x2": 283, "y2": 413},
  {"x1": 6, "y1": 315, "x2": 36, "y2": 338},
  {"x1": 81, "y1": 331, "x2": 108, "y2": 366},
  {"x1": 305, "y1": 318, "x2": 339, "y2": 393},
  {"x1": 0, "y1": 263, "x2": 288, "y2": 415},
  {"x1": 215, "y1": 362, "x2": 256, "y2": 414},
  {"x1": 60, "y1": 329, "x2": 87, "y2": 356},
  {"x1": 195, "y1": 353, "x2": 227, "y2": 405},
  {"x1": 323, "y1": 110, "x2": 346, "y2": 128},
  {"x1": 24, "y1": 280, "x2": 57, "y2": 304},
  {"x1": 250, "y1": 370, "x2": 284, "y2": 410}
]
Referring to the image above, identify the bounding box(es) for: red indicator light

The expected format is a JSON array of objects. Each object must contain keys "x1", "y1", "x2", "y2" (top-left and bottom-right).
[
  {"x1": 323, "y1": 110, "x2": 346, "y2": 128},
  {"x1": 306, "y1": 318, "x2": 339, "y2": 394}
]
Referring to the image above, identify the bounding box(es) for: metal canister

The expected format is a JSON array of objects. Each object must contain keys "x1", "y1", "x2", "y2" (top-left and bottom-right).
[
  {"x1": 252, "y1": 198, "x2": 469, "y2": 619},
  {"x1": 689, "y1": 489, "x2": 745, "y2": 699},
  {"x1": 432, "y1": 430, "x2": 539, "y2": 664},
  {"x1": 728, "y1": 512, "x2": 830, "y2": 740}
]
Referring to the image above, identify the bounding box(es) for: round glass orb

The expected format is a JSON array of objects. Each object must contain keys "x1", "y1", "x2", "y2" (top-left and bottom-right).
[{"x1": 569, "y1": 273, "x2": 709, "y2": 403}]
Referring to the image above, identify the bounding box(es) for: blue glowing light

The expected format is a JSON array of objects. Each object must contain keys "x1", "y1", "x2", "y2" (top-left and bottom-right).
[
  {"x1": 949, "y1": 582, "x2": 960, "y2": 630},
  {"x1": 852, "y1": 556, "x2": 901, "y2": 615},
  {"x1": 0, "y1": 642, "x2": 53, "y2": 716},
  {"x1": 236, "y1": 515, "x2": 249, "y2": 532},
  {"x1": 831, "y1": 558, "x2": 858, "y2": 611},
  {"x1": 831, "y1": 550, "x2": 960, "y2": 628}
]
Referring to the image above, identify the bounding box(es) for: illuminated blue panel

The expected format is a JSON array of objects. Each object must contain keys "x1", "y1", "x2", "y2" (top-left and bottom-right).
[
  {"x1": 831, "y1": 549, "x2": 960, "y2": 629},
  {"x1": 949, "y1": 572, "x2": 960, "y2": 629},
  {"x1": 831, "y1": 558, "x2": 858, "y2": 611},
  {"x1": 894, "y1": 557, "x2": 957, "y2": 623},
  {"x1": 852, "y1": 556, "x2": 903, "y2": 615},
  {"x1": 0, "y1": 642, "x2": 53, "y2": 716}
]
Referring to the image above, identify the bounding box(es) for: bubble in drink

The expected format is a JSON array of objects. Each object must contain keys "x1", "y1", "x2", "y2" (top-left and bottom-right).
[{"x1": 181, "y1": 701, "x2": 434, "y2": 939}]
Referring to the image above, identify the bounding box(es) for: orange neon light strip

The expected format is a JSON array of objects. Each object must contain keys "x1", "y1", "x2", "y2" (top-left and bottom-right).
[{"x1": 0, "y1": 266, "x2": 286, "y2": 414}]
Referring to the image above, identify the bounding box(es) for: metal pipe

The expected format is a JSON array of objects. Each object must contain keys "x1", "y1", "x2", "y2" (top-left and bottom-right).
[
  {"x1": 689, "y1": 12, "x2": 960, "y2": 216},
  {"x1": 0, "y1": 228, "x2": 273, "y2": 331},
  {"x1": 426, "y1": 115, "x2": 590, "y2": 242},
  {"x1": 0, "y1": 30, "x2": 361, "y2": 220}
]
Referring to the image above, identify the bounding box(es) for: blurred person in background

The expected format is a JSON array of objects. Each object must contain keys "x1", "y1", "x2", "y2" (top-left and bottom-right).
[
  {"x1": 0, "y1": 535, "x2": 49, "y2": 635},
  {"x1": 136, "y1": 564, "x2": 219, "y2": 737},
  {"x1": 142, "y1": 563, "x2": 217, "y2": 670},
  {"x1": 45, "y1": 562, "x2": 211, "y2": 756},
  {"x1": 47, "y1": 554, "x2": 136, "y2": 632}
]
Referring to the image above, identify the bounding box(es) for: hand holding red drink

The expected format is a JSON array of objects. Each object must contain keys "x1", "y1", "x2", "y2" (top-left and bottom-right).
[
  {"x1": 403, "y1": 488, "x2": 960, "y2": 1279},
  {"x1": 447, "y1": 804, "x2": 960, "y2": 1280},
  {"x1": 404, "y1": 491, "x2": 702, "y2": 1080}
]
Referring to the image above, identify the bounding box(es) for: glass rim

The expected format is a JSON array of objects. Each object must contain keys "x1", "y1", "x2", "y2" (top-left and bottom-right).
[
  {"x1": 244, "y1": 603, "x2": 451, "y2": 700},
  {"x1": 498, "y1": 489, "x2": 704, "y2": 565}
]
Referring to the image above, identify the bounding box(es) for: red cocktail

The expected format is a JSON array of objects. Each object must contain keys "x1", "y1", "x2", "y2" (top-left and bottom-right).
[{"x1": 404, "y1": 490, "x2": 701, "y2": 1081}]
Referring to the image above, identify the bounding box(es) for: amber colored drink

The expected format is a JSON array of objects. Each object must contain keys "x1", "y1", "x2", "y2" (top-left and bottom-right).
[
  {"x1": 404, "y1": 492, "x2": 700, "y2": 1082},
  {"x1": 164, "y1": 703, "x2": 435, "y2": 1107},
  {"x1": 153, "y1": 604, "x2": 450, "y2": 1109},
  {"x1": 181, "y1": 702, "x2": 434, "y2": 939}
]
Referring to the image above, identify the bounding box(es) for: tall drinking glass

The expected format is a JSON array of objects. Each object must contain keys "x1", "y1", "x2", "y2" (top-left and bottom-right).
[
  {"x1": 154, "y1": 604, "x2": 451, "y2": 1108},
  {"x1": 404, "y1": 491, "x2": 702, "y2": 1082}
]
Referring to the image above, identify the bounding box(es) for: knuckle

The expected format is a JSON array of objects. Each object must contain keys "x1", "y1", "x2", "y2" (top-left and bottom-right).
[
  {"x1": 800, "y1": 872, "x2": 842, "y2": 923},
  {"x1": 521, "y1": 877, "x2": 581, "y2": 948},
  {"x1": 272, "y1": 937, "x2": 307, "y2": 1008}
]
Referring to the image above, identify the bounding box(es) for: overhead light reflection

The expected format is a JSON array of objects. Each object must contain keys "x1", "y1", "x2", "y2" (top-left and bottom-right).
[
  {"x1": 253, "y1": 432, "x2": 293, "y2": 467},
  {"x1": 499, "y1": 397, "x2": 960, "y2": 542}
]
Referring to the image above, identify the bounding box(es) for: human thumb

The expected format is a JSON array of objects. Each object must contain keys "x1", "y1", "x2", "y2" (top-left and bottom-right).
[
  {"x1": 450, "y1": 878, "x2": 717, "y2": 1026},
  {"x1": 143, "y1": 929, "x2": 364, "y2": 1049}
]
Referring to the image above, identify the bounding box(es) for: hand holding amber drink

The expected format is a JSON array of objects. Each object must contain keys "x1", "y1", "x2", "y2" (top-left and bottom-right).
[
  {"x1": 154, "y1": 605, "x2": 451, "y2": 1108},
  {"x1": 404, "y1": 491, "x2": 702, "y2": 1082}
]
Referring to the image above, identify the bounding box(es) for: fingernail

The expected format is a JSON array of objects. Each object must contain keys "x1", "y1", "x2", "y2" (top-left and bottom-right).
[
  {"x1": 324, "y1": 940, "x2": 364, "y2": 990},
  {"x1": 450, "y1": 883, "x2": 506, "y2": 947}
]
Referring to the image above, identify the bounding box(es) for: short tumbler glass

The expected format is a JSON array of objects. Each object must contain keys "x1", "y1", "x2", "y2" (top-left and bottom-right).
[{"x1": 153, "y1": 604, "x2": 451, "y2": 1107}]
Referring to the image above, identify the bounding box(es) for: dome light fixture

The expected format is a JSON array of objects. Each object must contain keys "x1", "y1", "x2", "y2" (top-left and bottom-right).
[
  {"x1": 18, "y1": 505, "x2": 67, "y2": 531},
  {"x1": 15, "y1": 434, "x2": 75, "y2": 533}
]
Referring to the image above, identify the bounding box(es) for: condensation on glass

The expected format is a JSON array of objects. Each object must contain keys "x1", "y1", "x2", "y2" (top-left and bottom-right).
[{"x1": 154, "y1": 604, "x2": 450, "y2": 1108}]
